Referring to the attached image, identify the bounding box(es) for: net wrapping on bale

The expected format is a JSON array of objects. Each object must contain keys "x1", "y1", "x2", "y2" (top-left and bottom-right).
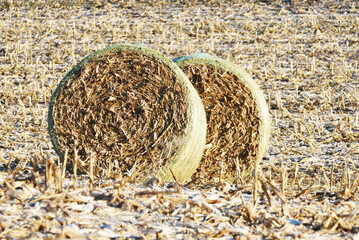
[
  {"x1": 48, "y1": 44, "x2": 206, "y2": 182},
  {"x1": 174, "y1": 54, "x2": 271, "y2": 181}
]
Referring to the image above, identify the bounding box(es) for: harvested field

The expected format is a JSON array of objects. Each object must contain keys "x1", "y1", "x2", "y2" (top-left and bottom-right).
[{"x1": 0, "y1": 0, "x2": 358, "y2": 239}]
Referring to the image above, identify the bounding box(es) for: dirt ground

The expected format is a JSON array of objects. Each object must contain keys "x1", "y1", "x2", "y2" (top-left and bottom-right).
[{"x1": 0, "y1": 0, "x2": 358, "y2": 239}]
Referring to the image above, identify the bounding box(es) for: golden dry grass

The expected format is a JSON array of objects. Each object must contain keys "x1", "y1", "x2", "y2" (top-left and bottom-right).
[{"x1": 0, "y1": 0, "x2": 358, "y2": 239}]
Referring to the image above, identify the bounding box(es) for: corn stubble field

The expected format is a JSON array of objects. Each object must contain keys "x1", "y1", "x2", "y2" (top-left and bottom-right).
[{"x1": 0, "y1": 0, "x2": 358, "y2": 239}]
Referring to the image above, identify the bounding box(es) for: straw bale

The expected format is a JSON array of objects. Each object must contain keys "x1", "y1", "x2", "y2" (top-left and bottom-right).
[
  {"x1": 175, "y1": 54, "x2": 271, "y2": 180},
  {"x1": 48, "y1": 44, "x2": 206, "y2": 181}
]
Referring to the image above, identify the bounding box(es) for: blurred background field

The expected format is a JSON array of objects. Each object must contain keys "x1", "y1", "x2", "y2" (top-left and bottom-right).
[{"x1": 0, "y1": 0, "x2": 358, "y2": 239}]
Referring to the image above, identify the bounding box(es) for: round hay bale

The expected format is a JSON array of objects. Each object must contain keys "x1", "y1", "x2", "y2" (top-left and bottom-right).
[
  {"x1": 174, "y1": 54, "x2": 271, "y2": 180},
  {"x1": 48, "y1": 44, "x2": 206, "y2": 182}
]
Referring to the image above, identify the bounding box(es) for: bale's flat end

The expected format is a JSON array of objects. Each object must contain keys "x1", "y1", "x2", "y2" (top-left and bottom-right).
[
  {"x1": 48, "y1": 44, "x2": 206, "y2": 182},
  {"x1": 174, "y1": 54, "x2": 271, "y2": 180}
]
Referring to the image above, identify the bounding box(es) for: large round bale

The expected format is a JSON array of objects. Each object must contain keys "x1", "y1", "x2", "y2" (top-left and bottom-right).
[
  {"x1": 174, "y1": 54, "x2": 271, "y2": 180},
  {"x1": 48, "y1": 44, "x2": 206, "y2": 182}
]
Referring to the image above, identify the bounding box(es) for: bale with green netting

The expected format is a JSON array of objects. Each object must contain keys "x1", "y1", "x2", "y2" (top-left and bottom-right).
[
  {"x1": 174, "y1": 54, "x2": 271, "y2": 181},
  {"x1": 48, "y1": 44, "x2": 206, "y2": 182}
]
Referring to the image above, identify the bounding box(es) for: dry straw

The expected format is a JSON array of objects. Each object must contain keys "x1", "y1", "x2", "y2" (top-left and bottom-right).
[
  {"x1": 174, "y1": 54, "x2": 271, "y2": 180},
  {"x1": 48, "y1": 44, "x2": 206, "y2": 182}
]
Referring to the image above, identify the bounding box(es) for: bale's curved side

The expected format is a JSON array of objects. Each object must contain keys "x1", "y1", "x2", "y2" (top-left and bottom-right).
[
  {"x1": 174, "y1": 54, "x2": 271, "y2": 179},
  {"x1": 48, "y1": 44, "x2": 206, "y2": 182}
]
